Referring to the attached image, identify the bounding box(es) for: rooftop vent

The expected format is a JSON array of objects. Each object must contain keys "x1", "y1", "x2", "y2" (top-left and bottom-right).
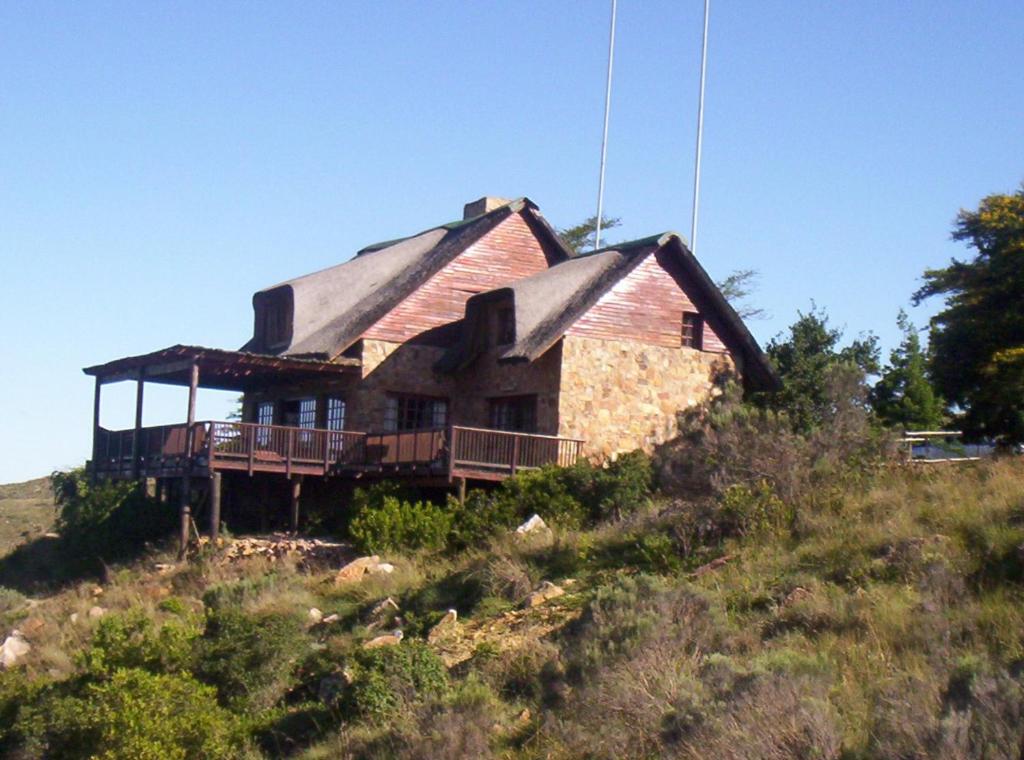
[{"x1": 463, "y1": 196, "x2": 511, "y2": 220}]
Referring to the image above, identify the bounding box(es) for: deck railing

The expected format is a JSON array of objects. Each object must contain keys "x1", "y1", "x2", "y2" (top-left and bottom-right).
[{"x1": 93, "y1": 421, "x2": 584, "y2": 479}]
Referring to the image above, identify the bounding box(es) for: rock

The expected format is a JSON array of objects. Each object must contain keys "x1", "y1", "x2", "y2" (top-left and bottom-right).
[
  {"x1": 0, "y1": 631, "x2": 31, "y2": 669},
  {"x1": 88, "y1": 606, "x2": 106, "y2": 619},
  {"x1": 19, "y1": 617, "x2": 45, "y2": 637},
  {"x1": 322, "y1": 613, "x2": 340, "y2": 625},
  {"x1": 524, "y1": 581, "x2": 565, "y2": 608},
  {"x1": 308, "y1": 607, "x2": 324, "y2": 625},
  {"x1": 363, "y1": 629, "x2": 404, "y2": 649},
  {"x1": 365, "y1": 597, "x2": 400, "y2": 630},
  {"x1": 91, "y1": 586, "x2": 104, "y2": 597},
  {"x1": 335, "y1": 555, "x2": 381, "y2": 585},
  {"x1": 368, "y1": 562, "x2": 395, "y2": 575},
  {"x1": 518, "y1": 708, "x2": 532, "y2": 723},
  {"x1": 69, "y1": 613, "x2": 80, "y2": 625},
  {"x1": 427, "y1": 609, "x2": 458, "y2": 642},
  {"x1": 782, "y1": 587, "x2": 812, "y2": 607},
  {"x1": 516, "y1": 514, "x2": 548, "y2": 534}
]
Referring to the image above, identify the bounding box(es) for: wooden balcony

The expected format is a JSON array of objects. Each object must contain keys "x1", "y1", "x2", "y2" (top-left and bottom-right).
[{"x1": 92, "y1": 421, "x2": 584, "y2": 483}]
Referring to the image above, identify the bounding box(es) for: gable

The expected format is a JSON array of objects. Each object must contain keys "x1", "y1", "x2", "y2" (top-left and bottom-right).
[
  {"x1": 566, "y1": 250, "x2": 726, "y2": 352},
  {"x1": 363, "y1": 212, "x2": 562, "y2": 345}
]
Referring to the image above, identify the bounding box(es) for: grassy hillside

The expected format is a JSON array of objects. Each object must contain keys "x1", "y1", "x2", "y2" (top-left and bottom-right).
[
  {"x1": 1, "y1": 456, "x2": 1023, "y2": 759},
  {"x1": 0, "y1": 477, "x2": 54, "y2": 556}
]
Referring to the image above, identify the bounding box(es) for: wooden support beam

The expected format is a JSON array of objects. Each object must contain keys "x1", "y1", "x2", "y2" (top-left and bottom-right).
[
  {"x1": 132, "y1": 375, "x2": 145, "y2": 480},
  {"x1": 91, "y1": 376, "x2": 103, "y2": 483},
  {"x1": 209, "y1": 472, "x2": 222, "y2": 544},
  {"x1": 457, "y1": 476, "x2": 467, "y2": 507},
  {"x1": 289, "y1": 476, "x2": 303, "y2": 533},
  {"x1": 178, "y1": 479, "x2": 191, "y2": 559}
]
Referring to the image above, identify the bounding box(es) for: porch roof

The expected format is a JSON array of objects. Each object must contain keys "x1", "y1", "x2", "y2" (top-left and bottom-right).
[{"x1": 83, "y1": 344, "x2": 360, "y2": 391}]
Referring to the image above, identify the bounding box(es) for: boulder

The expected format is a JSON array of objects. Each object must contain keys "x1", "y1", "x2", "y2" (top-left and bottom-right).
[
  {"x1": 427, "y1": 609, "x2": 458, "y2": 642},
  {"x1": 363, "y1": 629, "x2": 404, "y2": 649},
  {"x1": 365, "y1": 597, "x2": 400, "y2": 630},
  {"x1": 524, "y1": 581, "x2": 565, "y2": 608},
  {"x1": 88, "y1": 606, "x2": 106, "y2": 619},
  {"x1": 308, "y1": 607, "x2": 324, "y2": 625},
  {"x1": 368, "y1": 562, "x2": 395, "y2": 575},
  {"x1": 0, "y1": 631, "x2": 30, "y2": 669},
  {"x1": 516, "y1": 514, "x2": 548, "y2": 534},
  {"x1": 335, "y1": 555, "x2": 381, "y2": 585}
]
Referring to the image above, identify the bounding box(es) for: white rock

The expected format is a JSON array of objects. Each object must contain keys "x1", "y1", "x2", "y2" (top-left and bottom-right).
[
  {"x1": 88, "y1": 606, "x2": 106, "y2": 619},
  {"x1": 368, "y1": 562, "x2": 395, "y2": 575},
  {"x1": 0, "y1": 631, "x2": 31, "y2": 669},
  {"x1": 322, "y1": 613, "x2": 340, "y2": 624},
  {"x1": 69, "y1": 613, "x2": 80, "y2": 624},
  {"x1": 308, "y1": 607, "x2": 324, "y2": 625},
  {"x1": 516, "y1": 514, "x2": 548, "y2": 534}
]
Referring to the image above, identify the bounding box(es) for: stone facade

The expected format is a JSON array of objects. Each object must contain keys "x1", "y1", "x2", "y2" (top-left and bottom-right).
[{"x1": 557, "y1": 335, "x2": 734, "y2": 460}]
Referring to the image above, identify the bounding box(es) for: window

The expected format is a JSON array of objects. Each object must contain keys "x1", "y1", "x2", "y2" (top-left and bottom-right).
[
  {"x1": 255, "y1": 401, "x2": 274, "y2": 446},
  {"x1": 262, "y1": 297, "x2": 290, "y2": 348},
  {"x1": 495, "y1": 306, "x2": 516, "y2": 346},
  {"x1": 489, "y1": 395, "x2": 538, "y2": 433},
  {"x1": 255, "y1": 401, "x2": 275, "y2": 426},
  {"x1": 682, "y1": 312, "x2": 703, "y2": 349},
  {"x1": 384, "y1": 395, "x2": 449, "y2": 431},
  {"x1": 297, "y1": 399, "x2": 317, "y2": 429},
  {"x1": 326, "y1": 397, "x2": 346, "y2": 431}
]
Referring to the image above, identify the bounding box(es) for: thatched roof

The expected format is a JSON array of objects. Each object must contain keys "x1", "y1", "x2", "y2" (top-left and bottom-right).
[
  {"x1": 241, "y1": 198, "x2": 572, "y2": 359},
  {"x1": 439, "y1": 232, "x2": 780, "y2": 392}
]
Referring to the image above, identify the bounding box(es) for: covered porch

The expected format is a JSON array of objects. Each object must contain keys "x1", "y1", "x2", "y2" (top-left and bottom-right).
[{"x1": 83, "y1": 344, "x2": 585, "y2": 549}]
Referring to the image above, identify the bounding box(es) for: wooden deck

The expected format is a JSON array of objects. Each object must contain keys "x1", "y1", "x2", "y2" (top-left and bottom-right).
[{"x1": 91, "y1": 421, "x2": 584, "y2": 483}]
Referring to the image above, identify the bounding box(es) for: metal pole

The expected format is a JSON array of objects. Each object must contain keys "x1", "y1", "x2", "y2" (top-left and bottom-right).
[
  {"x1": 690, "y1": 0, "x2": 710, "y2": 254},
  {"x1": 594, "y1": 0, "x2": 618, "y2": 251}
]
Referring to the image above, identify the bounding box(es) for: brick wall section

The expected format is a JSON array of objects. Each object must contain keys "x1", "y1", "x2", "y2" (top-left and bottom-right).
[
  {"x1": 558, "y1": 334, "x2": 734, "y2": 460},
  {"x1": 567, "y1": 250, "x2": 726, "y2": 352},
  {"x1": 364, "y1": 213, "x2": 557, "y2": 344}
]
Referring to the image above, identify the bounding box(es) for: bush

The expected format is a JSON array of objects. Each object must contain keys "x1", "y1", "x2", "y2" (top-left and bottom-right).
[
  {"x1": 50, "y1": 468, "x2": 176, "y2": 568},
  {"x1": 194, "y1": 606, "x2": 307, "y2": 712},
  {"x1": 346, "y1": 640, "x2": 449, "y2": 719},
  {"x1": 81, "y1": 608, "x2": 199, "y2": 677},
  {"x1": 20, "y1": 668, "x2": 240, "y2": 760},
  {"x1": 349, "y1": 495, "x2": 453, "y2": 554}
]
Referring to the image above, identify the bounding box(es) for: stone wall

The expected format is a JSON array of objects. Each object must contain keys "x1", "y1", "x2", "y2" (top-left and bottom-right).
[{"x1": 558, "y1": 335, "x2": 734, "y2": 460}]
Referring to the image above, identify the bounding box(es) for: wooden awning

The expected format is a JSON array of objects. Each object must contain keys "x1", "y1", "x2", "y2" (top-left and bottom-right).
[{"x1": 83, "y1": 344, "x2": 360, "y2": 391}]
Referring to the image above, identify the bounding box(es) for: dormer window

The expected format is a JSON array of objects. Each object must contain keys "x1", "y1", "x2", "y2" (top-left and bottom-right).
[
  {"x1": 496, "y1": 305, "x2": 515, "y2": 346},
  {"x1": 261, "y1": 295, "x2": 290, "y2": 349},
  {"x1": 682, "y1": 312, "x2": 703, "y2": 349}
]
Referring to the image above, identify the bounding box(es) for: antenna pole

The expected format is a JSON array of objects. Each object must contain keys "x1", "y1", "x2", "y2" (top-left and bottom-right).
[
  {"x1": 690, "y1": 0, "x2": 710, "y2": 254},
  {"x1": 594, "y1": 0, "x2": 617, "y2": 251}
]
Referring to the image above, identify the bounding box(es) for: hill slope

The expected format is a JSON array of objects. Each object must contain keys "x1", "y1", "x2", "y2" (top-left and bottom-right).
[{"x1": 0, "y1": 477, "x2": 53, "y2": 556}]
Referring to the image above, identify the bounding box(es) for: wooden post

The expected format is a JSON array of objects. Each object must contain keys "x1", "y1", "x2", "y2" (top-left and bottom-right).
[
  {"x1": 289, "y1": 476, "x2": 302, "y2": 533},
  {"x1": 457, "y1": 476, "x2": 467, "y2": 507},
  {"x1": 91, "y1": 376, "x2": 103, "y2": 483},
  {"x1": 511, "y1": 436, "x2": 520, "y2": 476},
  {"x1": 179, "y1": 360, "x2": 199, "y2": 560},
  {"x1": 132, "y1": 374, "x2": 145, "y2": 480},
  {"x1": 209, "y1": 471, "x2": 222, "y2": 544}
]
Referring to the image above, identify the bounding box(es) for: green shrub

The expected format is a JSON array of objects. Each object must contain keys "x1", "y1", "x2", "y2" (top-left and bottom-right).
[
  {"x1": 194, "y1": 606, "x2": 307, "y2": 712},
  {"x1": 50, "y1": 468, "x2": 176, "y2": 568},
  {"x1": 81, "y1": 608, "x2": 199, "y2": 676},
  {"x1": 718, "y1": 480, "x2": 791, "y2": 538},
  {"x1": 22, "y1": 668, "x2": 239, "y2": 760},
  {"x1": 446, "y1": 490, "x2": 520, "y2": 548},
  {"x1": 349, "y1": 495, "x2": 452, "y2": 553},
  {"x1": 346, "y1": 640, "x2": 449, "y2": 719}
]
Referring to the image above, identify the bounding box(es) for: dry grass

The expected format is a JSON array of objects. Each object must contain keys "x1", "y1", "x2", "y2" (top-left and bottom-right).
[{"x1": 0, "y1": 477, "x2": 54, "y2": 557}]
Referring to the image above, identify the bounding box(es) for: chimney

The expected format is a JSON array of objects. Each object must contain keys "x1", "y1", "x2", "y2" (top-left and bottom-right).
[{"x1": 463, "y1": 196, "x2": 511, "y2": 220}]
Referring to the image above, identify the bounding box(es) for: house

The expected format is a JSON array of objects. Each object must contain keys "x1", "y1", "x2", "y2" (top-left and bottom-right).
[{"x1": 84, "y1": 196, "x2": 778, "y2": 544}]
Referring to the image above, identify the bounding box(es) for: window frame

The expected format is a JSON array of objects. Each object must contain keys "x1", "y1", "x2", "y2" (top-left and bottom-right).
[
  {"x1": 384, "y1": 394, "x2": 449, "y2": 432},
  {"x1": 488, "y1": 394, "x2": 538, "y2": 433},
  {"x1": 681, "y1": 311, "x2": 703, "y2": 350}
]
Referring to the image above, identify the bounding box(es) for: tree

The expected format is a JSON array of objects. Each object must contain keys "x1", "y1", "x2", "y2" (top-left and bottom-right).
[
  {"x1": 758, "y1": 306, "x2": 879, "y2": 433},
  {"x1": 716, "y1": 268, "x2": 767, "y2": 320},
  {"x1": 558, "y1": 214, "x2": 622, "y2": 254},
  {"x1": 869, "y1": 310, "x2": 946, "y2": 430},
  {"x1": 913, "y1": 186, "x2": 1024, "y2": 443}
]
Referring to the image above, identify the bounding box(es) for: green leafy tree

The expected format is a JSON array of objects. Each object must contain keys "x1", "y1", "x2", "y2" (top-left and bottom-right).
[
  {"x1": 558, "y1": 214, "x2": 622, "y2": 254},
  {"x1": 869, "y1": 310, "x2": 946, "y2": 430},
  {"x1": 913, "y1": 186, "x2": 1024, "y2": 443},
  {"x1": 759, "y1": 306, "x2": 879, "y2": 433}
]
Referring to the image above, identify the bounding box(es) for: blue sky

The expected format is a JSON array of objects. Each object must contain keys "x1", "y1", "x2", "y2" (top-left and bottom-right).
[{"x1": 1, "y1": 1, "x2": 1022, "y2": 482}]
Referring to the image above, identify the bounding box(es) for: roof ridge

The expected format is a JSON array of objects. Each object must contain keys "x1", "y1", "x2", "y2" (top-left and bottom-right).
[
  {"x1": 572, "y1": 231, "x2": 687, "y2": 258},
  {"x1": 356, "y1": 197, "x2": 530, "y2": 255}
]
